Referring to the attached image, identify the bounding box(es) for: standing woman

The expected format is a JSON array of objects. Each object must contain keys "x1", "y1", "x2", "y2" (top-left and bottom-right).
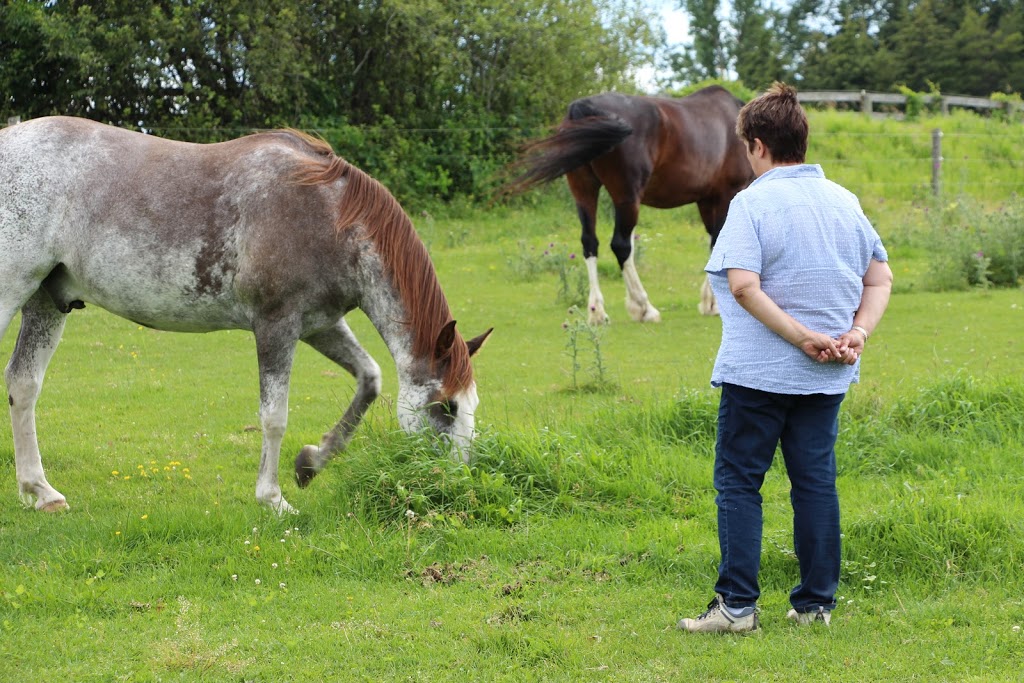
[{"x1": 678, "y1": 82, "x2": 893, "y2": 633}]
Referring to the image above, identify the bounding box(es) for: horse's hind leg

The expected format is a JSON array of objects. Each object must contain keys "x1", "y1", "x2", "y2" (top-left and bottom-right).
[
  {"x1": 253, "y1": 319, "x2": 301, "y2": 515},
  {"x1": 294, "y1": 319, "x2": 381, "y2": 488},
  {"x1": 4, "y1": 290, "x2": 69, "y2": 511},
  {"x1": 611, "y1": 200, "x2": 661, "y2": 323},
  {"x1": 567, "y1": 168, "x2": 609, "y2": 324}
]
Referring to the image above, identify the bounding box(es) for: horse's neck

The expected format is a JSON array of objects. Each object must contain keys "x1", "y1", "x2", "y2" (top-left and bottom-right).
[{"x1": 356, "y1": 257, "x2": 425, "y2": 384}]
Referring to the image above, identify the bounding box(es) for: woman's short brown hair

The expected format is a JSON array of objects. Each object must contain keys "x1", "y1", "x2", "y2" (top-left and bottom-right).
[{"x1": 736, "y1": 82, "x2": 808, "y2": 164}]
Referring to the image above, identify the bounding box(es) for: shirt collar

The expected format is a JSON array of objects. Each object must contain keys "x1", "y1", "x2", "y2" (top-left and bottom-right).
[{"x1": 751, "y1": 164, "x2": 825, "y2": 187}]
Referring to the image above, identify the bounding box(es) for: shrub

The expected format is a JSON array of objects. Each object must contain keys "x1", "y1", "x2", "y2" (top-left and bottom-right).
[{"x1": 922, "y1": 195, "x2": 1024, "y2": 290}]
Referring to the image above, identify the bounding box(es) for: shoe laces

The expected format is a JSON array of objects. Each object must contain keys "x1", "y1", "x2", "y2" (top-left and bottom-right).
[{"x1": 696, "y1": 597, "x2": 723, "y2": 621}]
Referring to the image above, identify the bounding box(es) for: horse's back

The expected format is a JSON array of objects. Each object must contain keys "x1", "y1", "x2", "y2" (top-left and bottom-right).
[
  {"x1": 642, "y1": 89, "x2": 748, "y2": 206},
  {"x1": 565, "y1": 88, "x2": 749, "y2": 207},
  {"x1": 0, "y1": 117, "x2": 346, "y2": 333}
]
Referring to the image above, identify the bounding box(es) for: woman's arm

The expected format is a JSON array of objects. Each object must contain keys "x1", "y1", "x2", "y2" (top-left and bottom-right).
[
  {"x1": 833, "y1": 259, "x2": 894, "y2": 363},
  {"x1": 726, "y1": 268, "x2": 842, "y2": 362}
]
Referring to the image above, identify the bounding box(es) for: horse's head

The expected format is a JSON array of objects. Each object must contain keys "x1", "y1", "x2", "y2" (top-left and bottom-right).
[{"x1": 397, "y1": 321, "x2": 492, "y2": 461}]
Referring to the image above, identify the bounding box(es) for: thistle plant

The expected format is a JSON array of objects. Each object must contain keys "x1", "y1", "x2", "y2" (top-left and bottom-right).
[
  {"x1": 562, "y1": 305, "x2": 612, "y2": 391},
  {"x1": 507, "y1": 240, "x2": 587, "y2": 306}
]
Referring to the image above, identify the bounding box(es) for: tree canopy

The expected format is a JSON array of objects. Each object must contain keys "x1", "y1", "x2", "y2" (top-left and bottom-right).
[
  {"x1": 1, "y1": 0, "x2": 660, "y2": 203},
  {"x1": 666, "y1": 0, "x2": 1024, "y2": 95},
  {"x1": 3, "y1": 0, "x2": 1021, "y2": 203}
]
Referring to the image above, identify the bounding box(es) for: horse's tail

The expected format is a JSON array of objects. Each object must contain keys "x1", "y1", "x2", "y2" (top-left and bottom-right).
[{"x1": 502, "y1": 103, "x2": 633, "y2": 196}]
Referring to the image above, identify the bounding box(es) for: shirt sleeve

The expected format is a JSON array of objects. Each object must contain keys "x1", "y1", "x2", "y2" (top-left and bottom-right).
[
  {"x1": 704, "y1": 194, "x2": 763, "y2": 276},
  {"x1": 853, "y1": 198, "x2": 888, "y2": 263},
  {"x1": 871, "y1": 232, "x2": 888, "y2": 262}
]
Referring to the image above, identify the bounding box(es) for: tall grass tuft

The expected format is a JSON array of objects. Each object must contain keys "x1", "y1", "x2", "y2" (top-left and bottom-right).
[{"x1": 921, "y1": 195, "x2": 1024, "y2": 290}]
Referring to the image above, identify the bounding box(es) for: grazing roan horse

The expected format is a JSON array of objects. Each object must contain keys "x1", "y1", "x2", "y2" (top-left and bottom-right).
[
  {"x1": 0, "y1": 117, "x2": 491, "y2": 514},
  {"x1": 508, "y1": 85, "x2": 753, "y2": 323}
]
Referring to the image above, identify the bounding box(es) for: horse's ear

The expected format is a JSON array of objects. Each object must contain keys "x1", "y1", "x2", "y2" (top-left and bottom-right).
[
  {"x1": 465, "y1": 327, "x2": 494, "y2": 357},
  {"x1": 435, "y1": 320, "x2": 459, "y2": 359}
]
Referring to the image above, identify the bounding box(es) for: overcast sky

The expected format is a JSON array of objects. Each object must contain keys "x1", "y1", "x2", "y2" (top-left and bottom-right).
[
  {"x1": 660, "y1": 1, "x2": 691, "y2": 46},
  {"x1": 636, "y1": 1, "x2": 691, "y2": 92}
]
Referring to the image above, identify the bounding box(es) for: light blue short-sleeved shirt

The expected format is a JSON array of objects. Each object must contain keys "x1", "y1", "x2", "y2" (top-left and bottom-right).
[{"x1": 705, "y1": 164, "x2": 888, "y2": 395}]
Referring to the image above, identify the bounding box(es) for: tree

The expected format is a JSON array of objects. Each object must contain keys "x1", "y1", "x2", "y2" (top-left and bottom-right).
[
  {"x1": 800, "y1": 14, "x2": 887, "y2": 90},
  {"x1": 885, "y1": 0, "x2": 958, "y2": 92},
  {"x1": 730, "y1": 0, "x2": 788, "y2": 89},
  {"x1": 671, "y1": 0, "x2": 727, "y2": 81}
]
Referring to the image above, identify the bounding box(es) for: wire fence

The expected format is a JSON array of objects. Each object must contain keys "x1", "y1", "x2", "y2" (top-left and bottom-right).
[{"x1": 4, "y1": 116, "x2": 1021, "y2": 202}]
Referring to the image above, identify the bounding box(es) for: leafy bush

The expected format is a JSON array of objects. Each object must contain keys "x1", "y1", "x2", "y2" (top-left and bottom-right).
[
  {"x1": 302, "y1": 115, "x2": 530, "y2": 209},
  {"x1": 989, "y1": 91, "x2": 1024, "y2": 123},
  {"x1": 667, "y1": 78, "x2": 758, "y2": 102}
]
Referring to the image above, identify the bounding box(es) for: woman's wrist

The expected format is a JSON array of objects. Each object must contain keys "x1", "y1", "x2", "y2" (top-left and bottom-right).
[{"x1": 851, "y1": 325, "x2": 869, "y2": 342}]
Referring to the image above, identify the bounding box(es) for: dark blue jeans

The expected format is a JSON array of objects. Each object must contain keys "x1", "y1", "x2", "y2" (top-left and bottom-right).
[{"x1": 713, "y1": 383, "x2": 844, "y2": 612}]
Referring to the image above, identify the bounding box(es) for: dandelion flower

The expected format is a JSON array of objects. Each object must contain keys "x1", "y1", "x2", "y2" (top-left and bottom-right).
[{"x1": 141, "y1": 514, "x2": 148, "y2": 520}]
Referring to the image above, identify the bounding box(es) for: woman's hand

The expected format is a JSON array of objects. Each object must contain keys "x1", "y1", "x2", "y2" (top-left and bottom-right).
[
  {"x1": 800, "y1": 330, "x2": 842, "y2": 363},
  {"x1": 815, "y1": 330, "x2": 864, "y2": 365}
]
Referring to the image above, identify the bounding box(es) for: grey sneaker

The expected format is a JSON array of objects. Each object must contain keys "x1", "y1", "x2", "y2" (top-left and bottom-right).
[
  {"x1": 786, "y1": 606, "x2": 832, "y2": 626},
  {"x1": 677, "y1": 595, "x2": 759, "y2": 633}
]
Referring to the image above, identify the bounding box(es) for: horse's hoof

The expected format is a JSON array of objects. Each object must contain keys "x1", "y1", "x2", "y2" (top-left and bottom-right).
[
  {"x1": 642, "y1": 306, "x2": 661, "y2": 323},
  {"x1": 697, "y1": 301, "x2": 719, "y2": 316},
  {"x1": 275, "y1": 500, "x2": 300, "y2": 516},
  {"x1": 38, "y1": 498, "x2": 69, "y2": 513},
  {"x1": 294, "y1": 445, "x2": 320, "y2": 488}
]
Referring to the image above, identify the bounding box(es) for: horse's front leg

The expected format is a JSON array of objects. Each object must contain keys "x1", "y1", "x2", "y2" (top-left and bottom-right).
[
  {"x1": 584, "y1": 257, "x2": 609, "y2": 325},
  {"x1": 253, "y1": 320, "x2": 301, "y2": 515},
  {"x1": 699, "y1": 275, "x2": 719, "y2": 316},
  {"x1": 697, "y1": 196, "x2": 730, "y2": 317},
  {"x1": 4, "y1": 290, "x2": 69, "y2": 511},
  {"x1": 294, "y1": 319, "x2": 381, "y2": 488}
]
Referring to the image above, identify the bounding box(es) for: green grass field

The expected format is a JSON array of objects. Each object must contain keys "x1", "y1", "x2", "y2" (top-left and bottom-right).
[{"x1": 2, "y1": 113, "x2": 1024, "y2": 681}]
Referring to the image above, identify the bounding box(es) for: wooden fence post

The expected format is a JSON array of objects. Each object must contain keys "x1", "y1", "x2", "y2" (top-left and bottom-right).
[
  {"x1": 860, "y1": 90, "x2": 872, "y2": 114},
  {"x1": 931, "y1": 128, "x2": 943, "y2": 197}
]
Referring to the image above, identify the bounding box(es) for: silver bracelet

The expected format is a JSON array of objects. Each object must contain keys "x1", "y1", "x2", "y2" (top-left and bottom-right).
[{"x1": 852, "y1": 325, "x2": 869, "y2": 342}]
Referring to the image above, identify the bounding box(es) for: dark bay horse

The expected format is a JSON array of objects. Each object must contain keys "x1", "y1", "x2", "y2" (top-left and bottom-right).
[
  {"x1": 509, "y1": 85, "x2": 753, "y2": 322},
  {"x1": 0, "y1": 117, "x2": 491, "y2": 514}
]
